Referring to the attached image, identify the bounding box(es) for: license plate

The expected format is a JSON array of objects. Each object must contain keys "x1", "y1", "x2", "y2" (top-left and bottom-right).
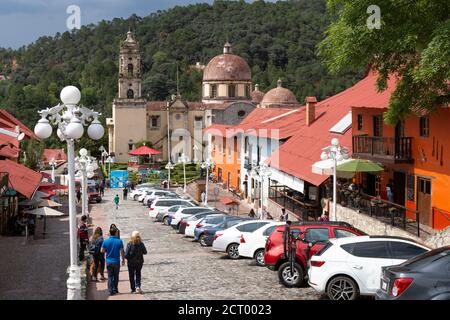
[{"x1": 381, "y1": 279, "x2": 388, "y2": 291}]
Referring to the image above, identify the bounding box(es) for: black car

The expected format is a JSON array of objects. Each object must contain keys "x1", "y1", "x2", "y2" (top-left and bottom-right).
[
  {"x1": 178, "y1": 211, "x2": 223, "y2": 234},
  {"x1": 376, "y1": 245, "x2": 450, "y2": 300}
]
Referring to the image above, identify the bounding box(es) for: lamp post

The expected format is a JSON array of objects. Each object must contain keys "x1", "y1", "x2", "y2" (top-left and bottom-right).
[
  {"x1": 320, "y1": 138, "x2": 349, "y2": 221},
  {"x1": 192, "y1": 144, "x2": 199, "y2": 163},
  {"x1": 49, "y1": 158, "x2": 57, "y2": 183},
  {"x1": 75, "y1": 148, "x2": 96, "y2": 219},
  {"x1": 33, "y1": 85, "x2": 104, "y2": 300},
  {"x1": 251, "y1": 162, "x2": 271, "y2": 220},
  {"x1": 178, "y1": 153, "x2": 188, "y2": 193},
  {"x1": 165, "y1": 161, "x2": 175, "y2": 189},
  {"x1": 105, "y1": 155, "x2": 114, "y2": 186},
  {"x1": 201, "y1": 158, "x2": 213, "y2": 206}
]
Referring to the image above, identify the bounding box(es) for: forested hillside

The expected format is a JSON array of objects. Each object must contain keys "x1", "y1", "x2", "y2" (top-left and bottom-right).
[{"x1": 0, "y1": 0, "x2": 364, "y2": 149}]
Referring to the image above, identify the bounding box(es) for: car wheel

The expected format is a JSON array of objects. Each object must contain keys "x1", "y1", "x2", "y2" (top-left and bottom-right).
[
  {"x1": 254, "y1": 249, "x2": 266, "y2": 266},
  {"x1": 278, "y1": 262, "x2": 304, "y2": 287},
  {"x1": 326, "y1": 276, "x2": 359, "y2": 301},
  {"x1": 134, "y1": 195, "x2": 138, "y2": 201},
  {"x1": 199, "y1": 234, "x2": 208, "y2": 247},
  {"x1": 226, "y1": 243, "x2": 240, "y2": 259},
  {"x1": 163, "y1": 217, "x2": 169, "y2": 225}
]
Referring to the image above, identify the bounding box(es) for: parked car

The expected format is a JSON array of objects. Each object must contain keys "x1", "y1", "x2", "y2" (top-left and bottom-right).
[
  {"x1": 238, "y1": 222, "x2": 285, "y2": 266},
  {"x1": 163, "y1": 206, "x2": 212, "y2": 229},
  {"x1": 148, "y1": 198, "x2": 196, "y2": 218},
  {"x1": 129, "y1": 188, "x2": 150, "y2": 200},
  {"x1": 87, "y1": 185, "x2": 102, "y2": 203},
  {"x1": 187, "y1": 214, "x2": 228, "y2": 238},
  {"x1": 169, "y1": 207, "x2": 215, "y2": 228},
  {"x1": 376, "y1": 245, "x2": 450, "y2": 300},
  {"x1": 155, "y1": 204, "x2": 189, "y2": 223},
  {"x1": 308, "y1": 236, "x2": 430, "y2": 300},
  {"x1": 197, "y1": 217, "x2": 251, "y2": 247},
  {"x1": 178, "y1": 211, "x2": 223, "y2": 235},
  {"x1": 143, "y1": 190, "x2": 179, "y2": 205},
  {"x1": 264, "y1": 221, "x2": 366, "y2": 287},
  {"x1": 212, "y1": 220, "x2": 271, "y2": 258}
]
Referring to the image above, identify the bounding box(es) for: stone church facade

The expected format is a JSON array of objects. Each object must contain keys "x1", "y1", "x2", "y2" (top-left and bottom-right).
[{"x1": 107, "y1": 32, "x2": 262, "y2": 163}]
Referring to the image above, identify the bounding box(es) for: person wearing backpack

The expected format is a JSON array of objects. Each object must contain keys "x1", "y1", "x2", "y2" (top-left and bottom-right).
[
  {"x1": 89, "y1": 227, "x2": 106, "y2": 282},
  {"x1": 77, "y1": 215, "x2": 89, "y2": 261},
  {"x1": 125, "y1": 231, "x2": 147, "y2": 294}
]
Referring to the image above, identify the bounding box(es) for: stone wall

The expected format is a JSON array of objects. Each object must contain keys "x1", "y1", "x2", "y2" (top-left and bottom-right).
[{"x1": 336, "y1": 204, "x2": 450, "y2": 249}]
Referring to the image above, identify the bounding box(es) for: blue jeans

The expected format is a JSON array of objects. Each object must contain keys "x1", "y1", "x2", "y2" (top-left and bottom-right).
[
  {"x1": 128, "y1": 263, "x2": 143, "y2": 292},
  {"x1": 106, "y1": 263, "x2": 120, "y2": 294}
]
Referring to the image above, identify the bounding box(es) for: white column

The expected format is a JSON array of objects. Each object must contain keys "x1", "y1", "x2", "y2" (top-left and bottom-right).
[
  {"x1": 333, "y1": 157, "x2": 337, "y2": 221},
  {"x1": 66, "y1": 139, "x2": 81, "y2": 300},
  {"x1": 204, "y1": 165, "x2": 209, "y2": 205}
]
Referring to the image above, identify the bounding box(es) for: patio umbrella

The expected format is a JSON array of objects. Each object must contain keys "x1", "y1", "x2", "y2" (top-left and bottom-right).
[
  {"x1": 24, "y1": 206, "x2": 65, "y2": 239},
  {"x1": 128, "y1": 145, "x2": 161, "y2": 156},
  {"x1": 38, "y1": 199, "x2": 62, "y2": 207},
  {"x1": 312, "y1": 158, "x2": 355, "y2": 178},
  {"x1": 336, "y1": 159, "x2": 384, "y2": 172}
]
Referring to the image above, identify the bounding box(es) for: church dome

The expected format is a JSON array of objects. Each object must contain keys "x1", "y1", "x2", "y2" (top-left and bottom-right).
[
  {"x1": 251, "y1": 84, "x2": 265, "y2": 104},
  {"x1": 260, "y1": 79, "x2": 298, "y2": 107},
  {"x1": 203, "y1": 43, "x2": 251, "y2": 81}
]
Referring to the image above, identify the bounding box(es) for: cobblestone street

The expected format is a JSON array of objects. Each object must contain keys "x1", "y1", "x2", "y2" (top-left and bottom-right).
[{"x1": 88, "y1": 190, "x2": 322, "y2": 300}]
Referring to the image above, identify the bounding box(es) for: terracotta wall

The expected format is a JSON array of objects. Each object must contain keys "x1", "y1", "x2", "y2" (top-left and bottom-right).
[{"x1": 211, "y1": 135, "x2": 241, "y2": 191}]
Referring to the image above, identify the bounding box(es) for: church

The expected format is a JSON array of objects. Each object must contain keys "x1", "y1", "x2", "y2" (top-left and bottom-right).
[{"x1": 107, "y1": 31, "x2": 300, "y2": 164}]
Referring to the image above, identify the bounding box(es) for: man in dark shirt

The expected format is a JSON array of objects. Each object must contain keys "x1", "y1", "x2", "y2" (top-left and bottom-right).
[
  {"x1": 77, "y1": 215, "x2": 89, "y2": 261},
  {"x1": 101, "y1": 226, "x2": 125, "y2": 295}
]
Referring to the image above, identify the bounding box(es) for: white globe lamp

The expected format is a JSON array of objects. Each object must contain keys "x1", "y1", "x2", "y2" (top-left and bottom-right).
[
  {"x1": 66, "y1": 118, "x2": 84, "y2": 139},
  {"x1": 34, "y1": 118, "x2": 52, "y2": 139},
  {"x1": 79, "y1": 148, "x2": 88, "y2": 157},
  {"x1": 320, "y1": 151, "x2": 328, "y2": 161},
  {"x1": 60, "y1": 86, "x2": 81, "y2": 106},
  {"x1": 87, "y1": 120, "x2": 104, "y2": 140},
  {"x1": 331, "y1": 138, "x2": 339, "y2": 146}
]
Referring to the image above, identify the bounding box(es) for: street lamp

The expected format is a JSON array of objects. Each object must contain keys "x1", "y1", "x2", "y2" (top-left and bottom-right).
[
  {"x1": 75, "y1": 148, "x2": 96, "y2": 219},
  {"x1": 49, "y1": 158, "x2": 57, "y2": 183},
  {"x1": 201, "y1": 158, "x2": 213, "y2": 206},
  {"x1": 320, "y1": 138, "x2": 349, "y2": 221},
  {"x1": 192, "y1": 144, "x2": 199, "y2": 163},
  {"x1": 33, "y1": 85, "x2": 104, "y2": 300},
  {"x1": 165, "y1": 161, "x2": 175, "y2": 189},
  {"x1": 105, "y1": 155, "x2": 114, "y2": 185},
  {"x1": 178, "y1": 153, "x2": 188, "y2": 193}
]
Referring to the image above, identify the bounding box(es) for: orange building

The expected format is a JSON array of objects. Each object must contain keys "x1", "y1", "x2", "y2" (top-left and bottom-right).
[{"x1": 352, "y1": 76, "x2": 450, "y2": 230}]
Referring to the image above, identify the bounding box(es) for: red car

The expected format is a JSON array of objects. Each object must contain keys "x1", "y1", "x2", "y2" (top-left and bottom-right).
[{"x1": 264, "y1": 221, "x2": 366, "y2": 287}]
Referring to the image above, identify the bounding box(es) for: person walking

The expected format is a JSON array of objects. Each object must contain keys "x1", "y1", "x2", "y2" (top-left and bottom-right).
[
  {"x1": 89, "y1": 227, "x2": 106, "y2": 282},
  {"x1": 125, "y1": 231, "x2": 147, "y2": 294},
  {"x1": 76, "y1": 189, "x2": 82, "y2": 204},
  {"x1": 123, "y1": 187, "x2": 128, "y2": 201},
  {"x1": 100, "y1": 183, "x2": 105, "y2": 197},
  {"x1": 110, "y1": 223, "x2": 121, "y2": 239},
  {"x1": 386, "y1": 179, "x2": 394, "y2": 203},
  {"x1": 248, "y1": 208, "x2": 256, "y2": 218},
  {"x1": 101, "y1": 226, "x2": 125, "y2": 296},
  {"x1": 280, "y1": 208, "x2": 288, "y2": 222},
  {"x1": 77, "y1": 215, "x2": 89, "y2": 261},
  {"x1": 114, "y1": 194, "x2": 120, "y2": 210}
]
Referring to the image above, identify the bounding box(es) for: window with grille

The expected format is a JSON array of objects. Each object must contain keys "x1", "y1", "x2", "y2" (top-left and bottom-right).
[
  {"x1": 229, "y1": 84, "x2": 236, "y2": 97},
  {"x1": 373, "y1": 115, "x2": 383, "y2": 137},
  {"x1": 420, "y1": 117, "x2": 429, "y2": 137},
  {"x1": 357, "y1": 114, "x2": 363, "y2": 131},
  {"x1": 245, "y1": 84, "x2": 251, "y2": 98},
  {"x1": 210, "y1": 85, "x2": 218, "y2": 98}
]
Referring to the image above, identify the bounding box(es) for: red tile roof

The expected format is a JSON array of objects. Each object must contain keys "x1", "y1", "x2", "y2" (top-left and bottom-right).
[
  {"x1": 0, "y1": 159, "x2": 42, "y2": 198},
  {"x1": 0, "y1": 130, "x2": 20, "y2": 159},
  {"x1": 42, "y1": 149, "x2": 67, "y2": 164},
  {"x1": 269, "y1": 70, "x2": 398, "y2": 185},
  {"x1": 0, "y1": 109, "x2": 37, "y2": 139}
]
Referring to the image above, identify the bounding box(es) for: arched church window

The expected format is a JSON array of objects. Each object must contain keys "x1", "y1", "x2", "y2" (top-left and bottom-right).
[
  {"x1": 127, "y1": 89, "x2": 134, "y2": 99},
  {"x1": 229, "y1": 84, "x2": 236, "y2": 97},
  {"x1": 127, "y1": 63, "x2": 133, "y2": 77}
]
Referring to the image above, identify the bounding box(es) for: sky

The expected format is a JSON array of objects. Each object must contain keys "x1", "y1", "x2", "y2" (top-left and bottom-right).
[{"x1": 0, "y1": 0, "x2": 218, "y2": 49}]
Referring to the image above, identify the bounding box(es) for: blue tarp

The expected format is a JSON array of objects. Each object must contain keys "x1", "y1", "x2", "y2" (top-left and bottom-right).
[{"x1": 110, "y1": 170, "x2": 128, "y2": 188}]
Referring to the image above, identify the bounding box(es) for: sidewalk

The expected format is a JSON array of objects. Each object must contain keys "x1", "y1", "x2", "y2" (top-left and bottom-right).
[{"x1": 86, "y1": 190, "x2": 144, "y2": 300}]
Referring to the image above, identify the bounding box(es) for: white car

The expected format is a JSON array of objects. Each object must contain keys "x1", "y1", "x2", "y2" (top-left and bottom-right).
[
  {"x1": 129, "y1": 188, "x2": 154, "y2": 200},
  {"x1": 143, "y1": 190, "x2": 178, "y2": 205},
  {"x1": 212, "y1": 220, "x2": 272, "y2": 259},
  {"x1": 148, "y1": 198, "x2": 196, "y2": 218},
  {"x1": 169, "y1": 207, "x2": 214, "y2": 229},
  {"x1": 307, "y1": 236, "x2": 430, "y2": 300},
  {"x1": 238, "y1": 221, "x2": 285, "y2": 266}
]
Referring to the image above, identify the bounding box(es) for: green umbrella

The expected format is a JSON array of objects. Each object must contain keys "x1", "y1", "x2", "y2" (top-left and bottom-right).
[{"x1": 337, "y1": 159, "x2": 384, "y2": 172}]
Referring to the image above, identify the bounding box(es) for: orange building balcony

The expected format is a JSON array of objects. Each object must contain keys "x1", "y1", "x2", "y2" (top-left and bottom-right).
[{"x1": 352, "y1": 135, "x2": 414, "y2": 164}]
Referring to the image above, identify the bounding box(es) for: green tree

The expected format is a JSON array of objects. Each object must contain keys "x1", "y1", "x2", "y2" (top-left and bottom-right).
[
  {"x1": 23, "y1": 139, "x2": 44, "y2": 170},
  {"x1": 318, "y1": 0, "x2": 450, "y2": 124}
]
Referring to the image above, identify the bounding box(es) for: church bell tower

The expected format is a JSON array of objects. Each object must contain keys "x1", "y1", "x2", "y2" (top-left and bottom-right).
[{"x1": 118, "y1": 31, "x2": 141, "y2": 99}]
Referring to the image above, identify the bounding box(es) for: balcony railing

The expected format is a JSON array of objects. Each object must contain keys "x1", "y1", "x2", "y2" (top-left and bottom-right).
[{"x1": 353, "y1": 136, "x2": 413, "y2": 163}]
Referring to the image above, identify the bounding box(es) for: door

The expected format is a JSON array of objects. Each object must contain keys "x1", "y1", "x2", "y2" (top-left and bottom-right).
[
  {"x1": 217, "y1": 168, "x2": 222, "y2": 183},
  {"x1": 417, "y1": 177, "x2": 432, "y2": 226},
  {"x1": 365, "y1": 173, "x2": 376, "y2": 196},
  {"x1": 395, "y1": 121, "x2": 405, "y2": 158},
  {"x1": 345, "y1": 241, "x2": 393, "y2": 294},
  {"x1": 393, "y1": 171, "x2": 406, "y2": 206}
]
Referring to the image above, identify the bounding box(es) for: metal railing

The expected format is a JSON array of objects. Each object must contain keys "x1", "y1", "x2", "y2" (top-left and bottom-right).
[
  {"x1": 337, "y1": 186, "x2": 420, "y2": 237},
  {"x1": 269, "y1": 185, "x2": 321, "y2": 221},
  {"x1": 353, "y1": 136, "x2": 413, "y2": 161}
]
